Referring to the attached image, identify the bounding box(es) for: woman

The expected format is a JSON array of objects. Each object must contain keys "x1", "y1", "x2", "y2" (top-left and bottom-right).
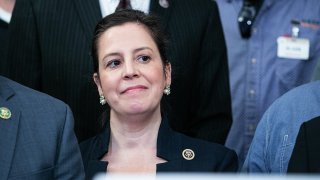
[{"x1": 80, "y1": 9, "x2": 238, "y2": 178}]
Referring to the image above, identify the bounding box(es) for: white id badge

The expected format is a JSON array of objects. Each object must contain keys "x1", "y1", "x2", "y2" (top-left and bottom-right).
[{"x1": 277, "y1": 36, "x2": 310, "y2": 60}]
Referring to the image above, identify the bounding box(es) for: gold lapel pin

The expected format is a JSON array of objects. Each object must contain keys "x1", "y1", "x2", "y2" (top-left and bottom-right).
[
  {"x1": 182, "y1": 149, "x2": 195, "y2": 160},
  {"x1": 0, "y1": 107, "x2": 11, "y2": 120}
]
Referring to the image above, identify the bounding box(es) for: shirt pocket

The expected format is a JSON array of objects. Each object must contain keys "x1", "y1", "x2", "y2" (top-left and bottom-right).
[{"x1": 275, "y1": 25, "x2": 320, "y2": 87}]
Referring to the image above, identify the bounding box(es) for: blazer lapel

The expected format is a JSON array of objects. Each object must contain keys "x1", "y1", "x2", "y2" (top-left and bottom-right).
[
  {"x1": 150, "y1": 0, "x2": 174, "y2": 29},
  {"x1": 156, "y1": 118, "x2": 185, "y2": 172},
  {"x1": 72, "y1": 0, "x2": 102, "y2": 40},
  {"x1": 0, "y1": 83, "x2": 20, "y2": 179}
]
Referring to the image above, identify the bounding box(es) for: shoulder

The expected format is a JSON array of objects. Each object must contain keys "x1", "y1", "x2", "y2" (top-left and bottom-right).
[
  {"x1": 179, "y1": 132, "x2": 236, "y2": 158},
  {"x1": 246, "y1": 82, "x2": 320, "y2": 172},
  {"x1": 156, "y1": 119, "x2": 238, "y2": 171},
  {"x1": 263, "y1": 81, "x2": 320, "y2": 124},
  {"x1": 269, "y1": 81, "x2": 320, "y2": 109},
  {"x1": 5, "y1": 76, "x2": 67, "y2": 109},
  {"x1": 1, "y1": 76, "x2": 70, "y2": 126},
  {"x1": 258, "y1": 81, "x2": 320, "y2": 142},
  {"x1": 173, "y1": 131, "x2": 238, "y2": 171}
]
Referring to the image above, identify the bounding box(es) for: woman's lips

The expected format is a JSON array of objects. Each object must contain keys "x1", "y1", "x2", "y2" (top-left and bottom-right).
[{"x1": 121, "y1": 85, "x2": 147, "y2": 94}]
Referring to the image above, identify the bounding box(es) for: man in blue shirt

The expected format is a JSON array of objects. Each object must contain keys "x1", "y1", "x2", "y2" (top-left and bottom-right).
[
  {"x1": 242, "y1": 81, "x2": 320, "y2": 172},
  {"x1": 216, "y1": 0, "x2": 320, "y2": 165}
]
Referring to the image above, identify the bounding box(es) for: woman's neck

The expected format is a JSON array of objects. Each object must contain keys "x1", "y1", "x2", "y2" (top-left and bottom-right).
[
  {"x1": 108, "y1": 108, "x2": 162, "y2": 150},
  {"x1": 101, "y1": 108, "x2": 167, "y2": 173}
]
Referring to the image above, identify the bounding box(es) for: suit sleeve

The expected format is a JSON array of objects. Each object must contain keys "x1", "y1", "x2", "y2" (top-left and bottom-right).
[
  {"x1": 4, "y1": 0, "x2": 41, "y2": 89},
  {"x1": 55, "y1": 105, "x2": 85, "y2": 179},
  {"x1": 287, "y1": 122, "x2": 308, "y2": 172},
  {"x1": 190, "y1": 1, "x2": 232, "y2": 144}
]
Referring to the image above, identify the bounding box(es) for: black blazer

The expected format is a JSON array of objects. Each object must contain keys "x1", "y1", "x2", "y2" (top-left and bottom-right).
[
  {"x1": 287, "y1": 117, "x2": 320, "y2": 173},
  {"x1": 80, "y1": 118, "x2": 238, "y2": 179},
  {"x1": 5, "y1": 0, "x2": 232, "y2": 143}
]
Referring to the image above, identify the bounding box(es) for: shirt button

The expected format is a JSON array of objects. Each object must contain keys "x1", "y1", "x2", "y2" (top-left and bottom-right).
[
  {"x1": 249, "y1": 89, "x2": 255, "y2": 95},
  {"x1": 251, "y1": 58, "x2": 256, "y2": 64},
  {"x1": 252, "y1": 28, "x2": 257, "y2": 33},
  {"x1": 247, "y1": 124, "x2": 256, "y2": 134}
]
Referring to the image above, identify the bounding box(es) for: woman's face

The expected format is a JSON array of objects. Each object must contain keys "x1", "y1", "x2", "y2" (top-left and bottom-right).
[{"x1": 94, "y1": 22, "x2": 171, "y2": 116}]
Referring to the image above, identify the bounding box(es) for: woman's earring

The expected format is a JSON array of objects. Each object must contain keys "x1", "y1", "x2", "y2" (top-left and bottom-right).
[
  {"x1": 99, "y1": 95, "x2": 106, "y2": 105},
  {"x1": 163, "y1": 85, "x2": 171, "y2": 95}
]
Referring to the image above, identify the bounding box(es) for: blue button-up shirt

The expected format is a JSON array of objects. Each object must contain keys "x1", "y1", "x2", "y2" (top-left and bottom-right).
[
  {"x1": 216, "y1": 0, "x2": 320, "y2": 165},
  {"x1": 242, "y1": 81, "x2": 320, "y2": 172}
]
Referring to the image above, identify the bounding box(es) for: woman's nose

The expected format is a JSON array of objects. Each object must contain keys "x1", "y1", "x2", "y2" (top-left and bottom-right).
[{"x1": 122, "y1": 60, "x2": 139, "y2": 79}]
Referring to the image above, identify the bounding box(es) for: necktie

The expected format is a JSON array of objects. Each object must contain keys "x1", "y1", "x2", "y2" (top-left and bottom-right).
[{"x1": 116, "y1": 0, "x2": 132, "y2": 11}]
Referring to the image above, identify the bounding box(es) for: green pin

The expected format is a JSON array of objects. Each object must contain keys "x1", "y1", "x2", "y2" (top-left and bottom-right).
[{"x1": 0, "y1": 107, "x2": 11, "y2": 119}]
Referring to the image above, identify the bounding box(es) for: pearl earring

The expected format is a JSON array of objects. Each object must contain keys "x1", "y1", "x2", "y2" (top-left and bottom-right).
[
  {"x1": 164, "y1": 85, "x2": 171, "y2": 95},
  {"x1": 99, "y1": 95, "x2": 106, "y2": 105}
]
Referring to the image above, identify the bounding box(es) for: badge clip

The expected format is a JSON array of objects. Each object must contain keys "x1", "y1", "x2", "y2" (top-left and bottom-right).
[{"x1": 291, "y1": 19, "x2": 300, "y2": 38}]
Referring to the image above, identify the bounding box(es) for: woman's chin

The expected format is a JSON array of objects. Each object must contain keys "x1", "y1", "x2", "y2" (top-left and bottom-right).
[
  {"x1": 114, "y1": 102, "x2": 159, "y2": 116},
  {"x1": 124, "y1": 104, "x2": 148, "y2": 115}
]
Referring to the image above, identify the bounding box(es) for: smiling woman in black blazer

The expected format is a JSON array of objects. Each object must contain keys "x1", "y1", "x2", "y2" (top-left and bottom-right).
[{"x1": 80, "y1": 10, "x2": 237, "y2": 179}]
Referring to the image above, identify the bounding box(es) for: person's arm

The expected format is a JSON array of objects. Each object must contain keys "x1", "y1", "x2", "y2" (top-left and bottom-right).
[
  {"x1": 55, "y1": 105, "x2": 85, "y2": 179},
  {"x1": 4, "y1": 0, "x2": 41, "y2": 89},
  {"x1": 190, "y1": 1, "x2": 232, "y2": 144}
]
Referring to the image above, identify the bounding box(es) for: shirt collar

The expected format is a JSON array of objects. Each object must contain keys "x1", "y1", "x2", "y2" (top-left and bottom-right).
[
  {"x1": 99, "y1": 0, "x2": 151, "y2": 17},
  {"x1": 0, "y1": 7, "x2": 11, "y2": 23}
]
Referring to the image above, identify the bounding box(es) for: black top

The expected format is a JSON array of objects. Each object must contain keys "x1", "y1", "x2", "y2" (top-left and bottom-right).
[
  {"x1": 287, "y1": 116, "x2": 320, "y2": 173},
  {"x1": 80, "y1": 118, "x2": 238, "y2": 179}
]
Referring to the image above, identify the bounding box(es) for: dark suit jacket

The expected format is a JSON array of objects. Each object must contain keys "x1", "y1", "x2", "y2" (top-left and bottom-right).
[
  {"x1": 0, "y1": 76, "x2": 85, "y2": 179},
  {"x1": 80, "y1": 118, "x2": 238, "y2": 179},
  {"x1": 287, "y1": 117, "x2": 320, "y2": 173},
  {"x1": 5, "y1": 0, "x2": 232, "y2": 143},
  {"x1": 0, "y1": 19, "x2": 9, "y2": 75}
]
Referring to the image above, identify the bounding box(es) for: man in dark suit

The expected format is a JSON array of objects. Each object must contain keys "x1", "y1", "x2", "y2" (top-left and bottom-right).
[
  {"x1": 0, "y1": 76, "x2": 84, "y2": 179},
  {"x1": 0, "y1": 18, "x2": 8, "y2": 73},
  {"x1": 4, "y1": 0, "x2": 232, "y2": 143},
  {"x1": 288, "y1": 117, "x2": 320, "y2": 173},
  {"x1": 0, "y1": 0, "x2": 15, "y2": 75}
]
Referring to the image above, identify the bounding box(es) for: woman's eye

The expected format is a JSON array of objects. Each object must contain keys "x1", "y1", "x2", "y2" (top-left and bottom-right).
[
  {"x1": 106, "y1": 60, "x2": 121, "y2": 68},
  {"x1": 137, "y1": 55, "x2": 151, "y2": 63}
]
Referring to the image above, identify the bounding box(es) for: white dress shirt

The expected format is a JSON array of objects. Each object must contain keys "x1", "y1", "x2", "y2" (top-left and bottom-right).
[
  {"x1": 99, "y1": 0, "x2": 151, "y2": 17},
  {"x1": 0, "y1": 7, "x2": 11, "y2": 23}
]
